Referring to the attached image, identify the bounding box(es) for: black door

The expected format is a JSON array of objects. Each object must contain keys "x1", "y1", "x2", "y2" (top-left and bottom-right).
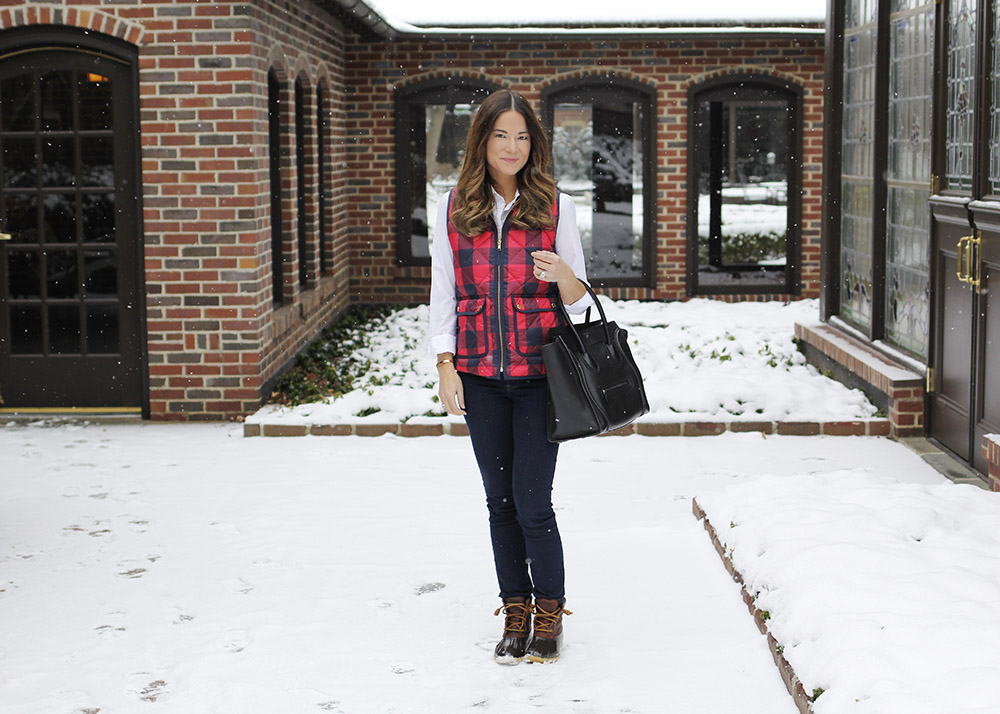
[
  {"x1": 0, "y1": 46, "x2": 144, "y2": 410},
  {"x1": 928, "y1": 199, "x2": 975, "y2": 463}
]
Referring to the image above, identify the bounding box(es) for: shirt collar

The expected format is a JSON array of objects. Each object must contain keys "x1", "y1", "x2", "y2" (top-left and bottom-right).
[{"x1": 491, "y1": 185, "x2": 520, "y2": 211}]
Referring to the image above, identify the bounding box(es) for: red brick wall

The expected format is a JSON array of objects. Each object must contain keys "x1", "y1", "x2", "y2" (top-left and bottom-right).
[
  {"x1": 0, "y1": 2, "x2": 825, "y2": 420},
  {"x1": 0, "y1": 0, "x2": 353, "y2": 419},
  {"x1": 343, "y1": 35, "x2": 826, "y2": 304}
]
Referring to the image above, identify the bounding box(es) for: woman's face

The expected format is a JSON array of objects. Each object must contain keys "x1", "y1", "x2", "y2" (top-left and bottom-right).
[{"x1": 485, "y1": 109, "x2": 531, "y2": 186}]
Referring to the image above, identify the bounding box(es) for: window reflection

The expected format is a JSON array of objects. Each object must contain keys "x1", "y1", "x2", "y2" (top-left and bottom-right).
[
  {"x1": 551, "y1": 99, "x2": 646, "y2": 283},
  {"x1": 412, "y1": 103, "x2": 475, "y2": 259},
  {"x1": 694, "y1": 99, "x2": 790, "y2": 288}
]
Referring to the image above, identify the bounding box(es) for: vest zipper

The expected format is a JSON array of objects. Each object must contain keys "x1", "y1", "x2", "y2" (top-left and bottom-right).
[{"x1": 496, "y1": 219, "x2": 504, "y2": 375}]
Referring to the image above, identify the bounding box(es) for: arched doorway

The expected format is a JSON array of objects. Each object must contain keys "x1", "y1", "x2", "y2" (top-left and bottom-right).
[{"x1": 0, "y1": 31, "x2": 145, "y2": 412}]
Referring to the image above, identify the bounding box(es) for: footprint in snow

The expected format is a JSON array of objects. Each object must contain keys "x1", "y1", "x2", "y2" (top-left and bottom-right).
[
  {"x1": 223, "y1": 578, "x2": 254, "y2": 595},
  {"x1": 367, "y1": 599, "x2": 399, "y2": 617},
  {"x1": 170, "y1": 608, "x2": 195, "y2": 625},
  {"x1": 288, "y1": 688, "x2": 343, "y2": 712},
  {"x1": 221, "y1": 629, "x2": 251, "y2": 653},
  {"x1": 116, "y1": 560, "x2": 147, "y2": 579},
  {"x1": 95, "y1": 612, "x2": 127, "y2": 639},
  {"x1": 124, "y1": 674, "x2": 171, "y2": 703},
  {"x1": 413, "y1": 582, "x2": 446, "y2": 596}
]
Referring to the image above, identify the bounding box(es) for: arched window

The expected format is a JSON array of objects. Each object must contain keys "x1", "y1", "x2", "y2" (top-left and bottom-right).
[
  {"x1": 542, "y1": 76, "x2": 656, "y2": 287},
  {"x1": 294, "y1": 74, "x2": 310, "y2": 288},
  {"x1": 394, "y1": 77, "x2": 500, "y2": 265},
  {"x1": 687, "y1": 74, "x2": 803, "y2": 295},
  {"x1": 267, "y1": 68, "x2": 284, "y2": 305},
  {"x1": 316, "y1": 80, "x2": 329, "y2": 276}
]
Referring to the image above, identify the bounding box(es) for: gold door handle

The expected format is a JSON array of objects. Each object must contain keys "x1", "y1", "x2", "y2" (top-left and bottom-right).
[
  {"x1": 957, "y1": 235, "x2": 971, "y2": 283},
  {"x1": 968, "y1": 232, "x2": 982, "y2": 289},
  {"x1": 0, "y1": 232, "x2": 11, "y2": 241}
]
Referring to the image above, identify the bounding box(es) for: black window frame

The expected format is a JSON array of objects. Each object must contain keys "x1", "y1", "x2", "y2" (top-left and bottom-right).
[
  {"x1": 294, "y1": 73, "x2": 310, "y2": 288},
  {"x1": 316, "y1": 80, "x2": 329, "y2": 276},
  {"x1": 541, "y1": 75, "x2": 657, "y2": 289},
  {"x1": 267, "y1": 68, "x2": 284, "y2": 305},
  {"x1": 393, "y1": 76, "x2": 501, "y2": 266},
  {"x1": 685, "y1": 73, "x2": 804, "y2": 297}
]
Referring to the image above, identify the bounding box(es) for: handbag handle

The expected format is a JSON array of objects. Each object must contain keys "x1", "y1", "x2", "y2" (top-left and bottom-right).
[{"x1": 554, "y1": 280, "x2": 613, "y2": 354}]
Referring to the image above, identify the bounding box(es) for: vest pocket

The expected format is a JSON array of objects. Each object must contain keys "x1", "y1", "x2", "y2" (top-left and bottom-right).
[
  {"x1": 455, "y1": 297, "x2": 489, "y2": 359},
  {"x1": 511, "y1": 295, "x2": 560, "y2": 357}
]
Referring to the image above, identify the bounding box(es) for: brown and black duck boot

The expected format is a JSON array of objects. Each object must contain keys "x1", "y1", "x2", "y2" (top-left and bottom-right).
[
  {"x1": 525, "y1": 599, "x2": 572, "y2": 663},
  {"x1": 493, "y1": 596, "x2": 532, "y2": 665}
]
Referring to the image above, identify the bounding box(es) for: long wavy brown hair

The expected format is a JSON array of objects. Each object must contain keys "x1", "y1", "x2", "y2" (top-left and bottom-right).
[{"x1": 450, "y1": 89, "x2": 557, "y2": 237}]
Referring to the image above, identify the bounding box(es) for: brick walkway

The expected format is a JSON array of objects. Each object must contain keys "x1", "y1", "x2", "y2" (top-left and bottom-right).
[{"x1": 244, "y1": 418, "x2": 892, "y2": 438}]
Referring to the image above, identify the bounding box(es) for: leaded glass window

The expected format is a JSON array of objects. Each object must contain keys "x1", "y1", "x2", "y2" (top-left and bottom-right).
[
  {"x1": 990, "y1": 1, "x2": 1000, "y2": 195},
  {"x1": 841, "y1": 9, "x2": 877, "y2": 329},
  {"x1": 945, "y1": 0, "x2": 976, "y2": 192},
  {"x1": 885, "y1": 2, "x2": 934, "y2": 358}
]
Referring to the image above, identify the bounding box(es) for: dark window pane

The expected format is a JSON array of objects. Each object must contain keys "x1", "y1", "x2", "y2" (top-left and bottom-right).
[
  {"x1": 42, "y1": 193, "x2": 77, "y2": 244},
  {"x1": 78, "y1": 73, "x2": 112, "y2": 131},
  {"x1": 5, "y1": 194, "x2": 38, "y2": 244},
  {"x1": 81, "y1": 137, "x2": 113, "y2": 187},
  {"x1": 83, "y1": 248, "x2": 116, "y2": 297},
  {"x1": 48, "y1": 304, "x2": 81, "y2": 354},
  {"x1": 86, "y1": 303, "x2": 118, "y2": 353},
  {"x1": 3, "y1": 137, "x2": 37, "y2": 187},
  {"x1": 7, "y1": 249, "x2": 41, "y2": 299},
  {"x1": 46, "y1": 249, "x2": 79, "y2": 298},
  {"x1": 268, "y1": 69, "x2": 283, "y2": 305},
  {"x1": 1, "y1": 72, "x2": 35, "y2": 131},
  {"x1": 412, "y1": 103, "x2": 477, "y2": 259},
  {"x1": 40, "y1": 70, "x2": 74, "y2": 131},
  {"x1": 80, "y1": 192, "x2": 115, "y2": 243},
  {"x1": 10, "y1": 305, "x2": 43, "y2": 354},
  {"x1": 42, "y1": 137, "x2": 75, "y2": 187},
  {"x1": 552, "y1": 100, "x2": 646, "y2": 282}
]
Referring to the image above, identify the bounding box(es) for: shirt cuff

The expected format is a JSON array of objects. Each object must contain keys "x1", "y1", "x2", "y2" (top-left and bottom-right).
[
  {"x1": 563, "y1": 290, "x2": 595, "y2": 314},
  {"x1": 429, "y1": 334, "x2": 457, "y2": 356}
]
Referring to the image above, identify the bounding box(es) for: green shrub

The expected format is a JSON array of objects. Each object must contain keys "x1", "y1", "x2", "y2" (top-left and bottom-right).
[{"x1": 270, "y1": 304, "x2": 400, "y2": 406}]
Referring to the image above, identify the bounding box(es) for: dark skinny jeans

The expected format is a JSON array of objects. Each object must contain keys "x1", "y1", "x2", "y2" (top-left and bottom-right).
[{"x1": 460, "y1": 371, "x2": 565, "y2": 603}]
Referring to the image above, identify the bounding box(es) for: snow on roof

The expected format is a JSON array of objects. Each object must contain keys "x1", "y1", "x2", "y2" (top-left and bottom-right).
[{"x1": 365, "y1": 0, "x2": 826, "y2": 30}]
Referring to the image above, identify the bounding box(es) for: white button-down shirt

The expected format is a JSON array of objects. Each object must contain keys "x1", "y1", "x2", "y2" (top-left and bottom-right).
[{"x1": 428, "y1": 187, "x2": 592, "y2": 356}]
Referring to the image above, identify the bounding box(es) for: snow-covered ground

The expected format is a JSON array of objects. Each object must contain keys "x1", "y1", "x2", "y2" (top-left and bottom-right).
[
  {"x1": 4, "y1": 422, "x2": 990, "y2": 714},
  {"x1": 696, "y1": 470, "x2": 1000, "y2": 714},
  {"x1": 248, "y1": 299, "x2": 878, "y2": 428}
]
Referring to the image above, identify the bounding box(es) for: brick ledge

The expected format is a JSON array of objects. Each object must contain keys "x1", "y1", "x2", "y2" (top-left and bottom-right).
[
  {"x1": 982, "y1": 434, "x2": 1000, "y2": 492},
  {"x1": 693, "y1": 498, "x2": 815, "y2": 714},
  {"x1": 243, "y1": 418, "x2": 891, "y2": 438},
  {"x1": 795, "y1": 321, "x2": 925, "y2": 438}
]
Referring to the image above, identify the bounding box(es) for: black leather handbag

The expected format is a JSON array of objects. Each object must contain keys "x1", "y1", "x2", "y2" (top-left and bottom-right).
[{"x1": 541, "y1": 282, "x2": 649, "y2": 443}]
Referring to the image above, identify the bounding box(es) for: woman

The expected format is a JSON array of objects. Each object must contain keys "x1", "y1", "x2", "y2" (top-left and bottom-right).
[{"x1": 428, "y1": 89, "x2": 591, "y2": 665}]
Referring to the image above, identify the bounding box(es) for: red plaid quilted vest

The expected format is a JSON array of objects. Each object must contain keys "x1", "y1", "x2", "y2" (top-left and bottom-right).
[{"x1": 447, "y1": 190, "x2": 564, "y2": 378}]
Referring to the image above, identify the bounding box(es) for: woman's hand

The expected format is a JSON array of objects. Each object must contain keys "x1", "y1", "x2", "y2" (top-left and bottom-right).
[
  {"x1": 436, "y1": 355, "x2": 466, "y2": 416},
  {"x1": 531, "y1": 250, "x2": 586, "y2": 304}
]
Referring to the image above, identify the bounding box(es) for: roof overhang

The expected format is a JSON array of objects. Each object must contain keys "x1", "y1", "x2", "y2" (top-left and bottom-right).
[{"x1": 318, "y1": 0, "x2": 823, "y2": 42}]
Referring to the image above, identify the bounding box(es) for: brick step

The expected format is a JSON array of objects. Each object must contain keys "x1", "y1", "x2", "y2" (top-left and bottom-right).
[{"x1": 244, "y1": 418, "x2": 892, "y2": 438}]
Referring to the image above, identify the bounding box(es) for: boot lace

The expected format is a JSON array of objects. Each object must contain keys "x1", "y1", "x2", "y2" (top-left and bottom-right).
[
  {"x1": 494, "y1": 601, "x2": 530, "y2": 637},
  {"x1": 531, "y1": 603, "x2": 572, "y2": 636}
]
